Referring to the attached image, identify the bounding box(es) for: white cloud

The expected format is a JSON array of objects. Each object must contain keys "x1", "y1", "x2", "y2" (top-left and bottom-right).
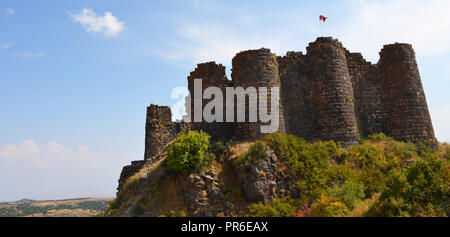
[
  {"x1": 0, "y1": 140, "x2": 135, "y2": 201},
  {"x1": 1, "y1": 41, "x2": 15, "y2": 50},
  {"x1": 161, "y1": 23, "x2": 281, "y2": 65},
  {"x1": 340, "y1": 0, "x2": 450, "y2": 62},
  {"x1": 0, "y1": 140, "x2": 113, "y2": 169},
  {"x1": 5, "y1": 8, "x2": 14, "y2": 15},
  {"x1": 154, "y1": 4, "x2": 317, "y2": 68},
  {"x1": 430, "y1": 107, "x2": 450, "y2": 143},
  {"x1": 13, "y1": 52, "x2": 45, "y2": 58},
  {"x1": 158, "y1": 1, "x2": 450, "y2": 66},
  {"x1": 70, "y1": 8, "x2": 125, "y2": 37}
]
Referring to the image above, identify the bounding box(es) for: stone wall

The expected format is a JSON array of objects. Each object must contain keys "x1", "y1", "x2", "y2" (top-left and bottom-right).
[
  {"x1": 118, "y1": 37, "x2": 437, "y2": 191},
  {"x1": 144, "y1": 104, "x2": 191, "y2": 161},
  {"x1": 147, "y1": 37, "x2": 436, "y2": 151},
  {"x1": 346, "y1": 52, "x2": 385, "y2": 137},
  {"x1": 277, "y1": 52, "x2": 314, "y2": 140},
  {"x1": 117, "y1": 160, "x2": 145, "y2": 192}
]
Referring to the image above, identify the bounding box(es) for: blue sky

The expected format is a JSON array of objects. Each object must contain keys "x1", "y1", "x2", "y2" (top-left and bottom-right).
[{"x1": 1, "y1": 0, "x2": 449, "y2": 202}]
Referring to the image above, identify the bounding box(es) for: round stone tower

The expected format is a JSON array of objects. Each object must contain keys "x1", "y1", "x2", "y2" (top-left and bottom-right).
[
  {"x1": 306, "y1": 37, "x2": 360, "y2": 146},
  {"x1": 378, "y1": 43, "x2": 436, "y2": 147},
  {"x1": 231, "y1": 48, "x2": 286, "y2": 140}
]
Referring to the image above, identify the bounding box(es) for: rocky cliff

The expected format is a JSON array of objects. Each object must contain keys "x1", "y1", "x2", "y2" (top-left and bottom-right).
[{"x1": 107, "y1": 37, "x2": 445, "y2": 217}]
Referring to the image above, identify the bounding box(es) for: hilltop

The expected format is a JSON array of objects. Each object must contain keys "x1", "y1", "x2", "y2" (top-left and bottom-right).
[
  {"x1": 103, "y1": 132, "x2": 449, "y2": 217},
  {"x1": 104, "y1": 38, "x2": 447, "y2": 217}
]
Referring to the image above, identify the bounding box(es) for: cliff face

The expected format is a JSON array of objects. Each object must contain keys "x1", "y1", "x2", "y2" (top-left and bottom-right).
[{"x1": 118, "y1": 37, "x2": 436, "y2": 192}]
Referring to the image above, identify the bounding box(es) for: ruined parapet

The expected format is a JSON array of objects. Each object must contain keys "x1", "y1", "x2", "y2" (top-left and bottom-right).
[
  {"x1": 187, "y1": 62, "x2": 234, "y2": 140},
  {"x1": 119, "y1": 105, "x2": 190, "y2": 192},
  {"x1": 378, "y1": 43, "x2": 436, "y2": 146},
  {"x1": 277, "y1": 51, "x2": 314, "y2": 140},
  {"x1": 306, "y1": 37, "x2": 359, "y2": 146},
  {"x1": 231, "y1": 48, "x2": 286, "y2": 140},
  {"x1": 117, "y1": 160, "x2": 145, "y2": 192},
  {"x1": 144, "y1": 104, "x2": 189, "y2": 160},
  {"x1": 346, "y1": 52, "x2": 385, "y2": 137}
]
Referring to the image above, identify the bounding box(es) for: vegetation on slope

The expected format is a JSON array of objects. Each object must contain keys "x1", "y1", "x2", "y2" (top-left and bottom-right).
[{"x1": 104, "y1": 131, "x2": 449, "y2": 217}]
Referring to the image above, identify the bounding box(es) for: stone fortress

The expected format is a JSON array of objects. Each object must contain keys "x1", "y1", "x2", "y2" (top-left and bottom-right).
[{"x1": 118, "y1": 37, "x2": 436, "y2": 190}]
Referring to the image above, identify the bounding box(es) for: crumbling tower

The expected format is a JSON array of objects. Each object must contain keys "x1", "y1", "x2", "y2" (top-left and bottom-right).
[
  {"x1": 187, "y1": 62, "x2": 233, "y2": 140},
  {"x1": 144, "y1": 104, "x2": 190, "y2": 161},
  {"x1": 378, "y1": 43, "x2": 436, "y2": 146},
  {"x1": 231, "y1": 48, "x2": 286, "y2": 140},
  {"x1": 306, "y1": 37, "x2": 360, "y2": 146},
  {"x1": 144, "y1": 104, "x2": 174, "y2": 160}
]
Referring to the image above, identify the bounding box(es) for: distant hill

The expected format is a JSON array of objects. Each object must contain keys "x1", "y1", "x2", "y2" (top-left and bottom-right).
[{"x1": 0, "y1": 197, "x2": 112, "y2": 217}]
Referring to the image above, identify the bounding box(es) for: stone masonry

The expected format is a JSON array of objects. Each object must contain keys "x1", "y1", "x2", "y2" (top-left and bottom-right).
[{"x1": 118, "y1": 37, "x2": 437, "y2": 190}]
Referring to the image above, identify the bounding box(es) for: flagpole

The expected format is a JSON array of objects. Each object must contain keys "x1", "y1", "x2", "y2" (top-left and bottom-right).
[{"x1": 321, "y1": 21, "x2": 324, "y2": 37}]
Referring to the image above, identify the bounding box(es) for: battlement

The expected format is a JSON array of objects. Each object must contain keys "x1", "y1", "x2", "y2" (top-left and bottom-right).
[
  {"x1": 146, "y1": 37, "x2": 436, "y2": 157},
  {"x1": 308, "y1": 37, "x2": 344, "y2": 48},
  {"x1": 146, "y1": 104, "x2": 172, "y2": 124},
  {"x1": 118, "y1": 37, "x2": 437, "y2": 192}
]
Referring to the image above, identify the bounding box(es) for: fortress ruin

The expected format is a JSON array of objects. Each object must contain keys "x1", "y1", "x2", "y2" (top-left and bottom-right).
[{"x1": 118, "y1": 37, "x2": 436, "y2": 190}]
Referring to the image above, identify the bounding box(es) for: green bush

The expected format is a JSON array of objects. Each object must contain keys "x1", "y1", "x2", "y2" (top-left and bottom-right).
[
  {"x1": 346, "y1": 143, "x2": 387, "y2": 170},
  {"x1": 325, "y1": 180, "x2": 365, "y2": 210},
  {"x1": 358, "y1": 168, "x2": 386, "y2": 197},
  {"x1": 326, "y1": 164, "x2": 357, "y2": 187},
  {"x1": 367, "y1": 133, "x2": 393, "y2": 142},
  {"x1": 375, "y1": 156, "x2": 449, "y2": 216},
  {"x1": 265, "y1": 133, "x2": 340, "y2": 202},
  {"x1": 311, "y1": 195, "x2": 348, "y2": 217},
  {"x1": 167, "y1": 130, "x2": 211, "y2": 173},
  {"x1": 264, "y1": 132, "x2": 303, "y2": 160},
  {"x1": 235, "y1": 140, "x2": 269, "y2": 167},
  {"x1": 444, "y1": 145, "x2": 450, "y2": 160},
  {"x1": 210, "y1": 141, "x2": 227, "y2": 160},
  {"x1": 248, "y1": 199, "x2": 296, "y2": 217},
  {"x1": 385, "y1": 141, "x2": 417, "y2": 160}
]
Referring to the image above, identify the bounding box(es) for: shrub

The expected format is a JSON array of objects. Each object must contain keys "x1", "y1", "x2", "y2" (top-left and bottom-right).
[
  {"x1": 415, "y1": 142, "x2": 436, "y2": 157},
  {"x1": 358, "y1": 168, "x2": 386, "y2": 197},
  {"x1": 210, "y1": 141, "x2": 227, "y2": 160},
  {"x1": 247, "y1": 140, "x2": 269, "y2": 161},
  {"x1": 325, "y1": 180, "x2": 365, "y2": 210},
  {"x1": 346, "y1": 143, "x2": 387, "y2": 170},
  {"x1": 167, "y1": 130, "x2": 211, "y2": 173},
  {"x1": 367, "y1": 133, "x2": 393, "y2": 142},
  {"x1": 235, "y1": 140, "x2": 269, "y2": 167},
  {"x1": 248, "y1": 199, "x2": 296, "y2": 217},
  {"x1": 326, "y1": 164, "x2": 357, "y2": 186},
  {"x1": 444, "y1": 145, "x2": 450, "y2": 160},
  {"x1": 375, "y1": 156, "x2": 449, "y2": 216},
  {"x1": 264, "y1": 132, "x2": 303, "y2": 159},
  {"x1": 265, "y1": 133, "x2": 340, "y2": 202},
  {"x1": 292, "y1": 202, "x2": 312, "y2": 217},
  {"x1": 385, "y1": 141, "x2": 417, "y2": 160},
  {"x1": 311, "y1": 195, "x2": 348, "y2": 217}
]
